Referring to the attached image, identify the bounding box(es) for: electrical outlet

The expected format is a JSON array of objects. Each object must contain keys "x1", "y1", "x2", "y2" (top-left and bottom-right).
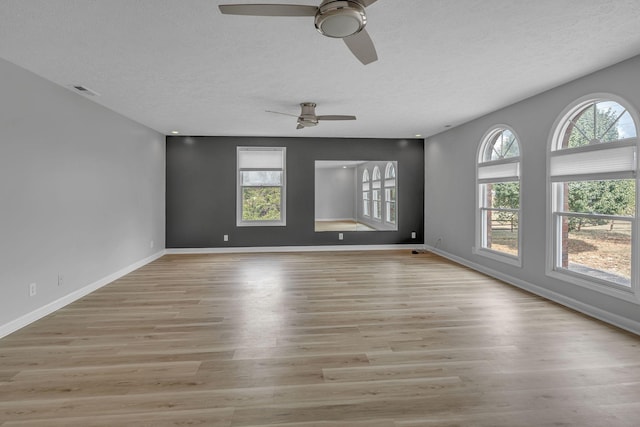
[
  {"x1": 411, "y1": 231, "x2": 416, "y2": 239},
  {"x1": 58, "y1": 274, "x2": 64, "y2": 287},
  {"x1": 29, "y1": 283, "x2": 37, "y2": 297},
  {"x1": 338, "y1": 233, "x2": 344, "y2": 241},
  {"x1": 223, "y1": 234, "x2": 229, "y2": 242}
]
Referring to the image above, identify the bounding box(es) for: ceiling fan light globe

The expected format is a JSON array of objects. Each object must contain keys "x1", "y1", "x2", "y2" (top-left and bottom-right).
[
  {"x1": 317, "y1": 14, "x2": 362, "y2": 38},
  {"x1": 315, "y1": 1, "x2": 366, "y2": 38}
]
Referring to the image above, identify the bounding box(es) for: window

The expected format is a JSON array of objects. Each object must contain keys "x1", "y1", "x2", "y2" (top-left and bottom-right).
[
  {"x1": 362, "y1": 168, "x2": 370, "y2": 217},
  {"x1": 372, "y1": 166, "x2": 382, "y2": 220},
  {"x1": 237, "y1": 147, "x2": 286, "y2": 226},
  {"x1": 549, "y1": 96, "x2": 638, "y2": 295},
  {"x1": 476, "y1": 126, "x2": 521, "y2": 264},
  {"x1": 384, "y1": 162, "x2": 397, "y2": 224}
]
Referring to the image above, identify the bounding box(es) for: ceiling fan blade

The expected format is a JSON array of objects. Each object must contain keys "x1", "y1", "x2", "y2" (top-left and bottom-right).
[
  {"x1": 266, "y1": 110, "x2": 299, "y2": 117},
  {"x1": 317, "y1": 115, "x2": 357, "y2": 121},
  {"x1": 218, "y1": 4, "x2": 318, "y2": 16},
  {"x1": 343, "y1": 28, "x2": 378, "y2": 65},
  {"x1": 359, "y1": 0, "x2": 379, "y2": 7},
  {"x1": 296, "y1": 124, "x2": 304, "y2": 129}
]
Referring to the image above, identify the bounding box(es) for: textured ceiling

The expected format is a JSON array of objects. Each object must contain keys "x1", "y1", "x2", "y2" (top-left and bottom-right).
[{"x1": 2, "y1": 0, "x2": 640, "y2": 139}]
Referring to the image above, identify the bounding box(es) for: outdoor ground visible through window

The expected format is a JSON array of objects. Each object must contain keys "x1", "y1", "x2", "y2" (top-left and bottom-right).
[
  {"x1": 565, "y1": 221, "x2": 631, "y2": 283},
  {"x1": 492, "y1": 222, "x2": 631, "y2": 284},
  {"x1": 487, "y1": 227, "x2": 518, "y2": 257}
]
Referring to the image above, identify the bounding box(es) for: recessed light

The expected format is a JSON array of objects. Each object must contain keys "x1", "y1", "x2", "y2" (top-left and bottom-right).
[
  {"x1": 170, "y1": 130, "x2": 180, "y2": 135},
  {"x1": 415, "y1": 134, "x2": 422, "y2": 138}
]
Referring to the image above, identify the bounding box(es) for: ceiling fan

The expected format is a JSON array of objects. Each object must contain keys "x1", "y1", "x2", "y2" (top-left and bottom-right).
[
  {"x1": 267, "y1": 102, "x2": 356, "y2": 129},
  {"x1": 218, "y1": 0, "x2": 379, "y2": 65}
]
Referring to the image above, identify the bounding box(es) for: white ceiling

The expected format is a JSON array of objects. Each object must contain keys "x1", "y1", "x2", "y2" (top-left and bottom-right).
[{"x1": 2, "y1": 0, "x2": 640, "y2": 139}]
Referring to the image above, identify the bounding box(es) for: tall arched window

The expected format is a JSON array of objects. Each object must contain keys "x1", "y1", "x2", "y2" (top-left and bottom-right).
[
  {"x1": 384, "y1": 162, "x2": 397, "y2": 224},
  {"x1": 476, "y1": 126, "x2": 521, "y2": 264},
  {"x1": 362, "y1": 168, "x2": 370, "y2": 217},
  {"x1": 549, "y1": 96, "x2": 638, "y2": 294},
  {"x1": 372, "y1": 166, "x2": 382, "y2": 220}
]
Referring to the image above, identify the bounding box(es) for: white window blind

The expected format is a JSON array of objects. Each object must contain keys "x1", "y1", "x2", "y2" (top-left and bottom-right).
[
  {"x1": 550, "y1": 145, "x2": 636, "y2": 180},
  {"x1": 478, "y1": 162, "x2": 519, "y2": 182},
  {"x1": 238, "y1": 149, "x2": 284, "y2": 169}
]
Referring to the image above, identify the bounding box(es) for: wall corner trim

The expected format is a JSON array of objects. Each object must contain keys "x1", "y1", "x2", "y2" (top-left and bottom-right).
[
  {"x1": 425, "y1": 246, "x2": 640, "y2": 336},
  {"x1": 0, "y1": 250, "x2": 166, "y2": 339}
]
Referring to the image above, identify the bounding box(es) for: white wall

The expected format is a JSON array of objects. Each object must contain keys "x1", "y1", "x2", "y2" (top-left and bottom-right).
[
  {"x1": 0, "y1": 58, "x2": 165, "y2": 334},
  {"x1": 314, "y1": 167, "x2": 356, "y2": 220},
  {"x1": 424, "y1": 54, "x2": 640, "y2": 333}
]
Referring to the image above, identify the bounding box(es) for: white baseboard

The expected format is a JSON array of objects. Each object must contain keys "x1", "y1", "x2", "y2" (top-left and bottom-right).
[
  {"x1": 425, "y1": 246, "x2": 640, "y2": 336},
  {"x1": 0, "y1": 250, "x2": 166, "y2": 339},
  {"x1": 165, "y1": 244, "x2": 421, "y2": 255}
]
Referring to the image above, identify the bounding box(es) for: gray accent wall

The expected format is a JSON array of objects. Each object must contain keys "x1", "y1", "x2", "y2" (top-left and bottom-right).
[
  {"x1": 166, "y1": 136, "x2": 424, "y2": 247},
  {"x1": 424, "y1": 54, "x2": 640, "y2": 331},
  {"x1": 0, "y1": 58, "x2": 165, "y2": 329}
]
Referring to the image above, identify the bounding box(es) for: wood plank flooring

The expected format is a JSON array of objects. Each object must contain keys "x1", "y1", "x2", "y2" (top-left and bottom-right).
[
  {"x1": 314, "y1": 221, "x2": 375, "y2": 232},
  {"x1": 1, "y1": 250, "x2": 640, "y2": 426}
]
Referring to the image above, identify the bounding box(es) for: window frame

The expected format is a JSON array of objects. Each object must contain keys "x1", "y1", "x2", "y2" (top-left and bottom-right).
[
  {"x1": 236, "y1": 146, "x2": 286, "y2": 227},
  {"x1": 362, "y1": 168, "x2": 371, "y2": 218},
  {"x1": 474, "y1": 125, "x2": 523, "y2": 267},
  {"x1": 371, "y1": 166, "x2": 382, "y2": 221},
  {"x1": 546, "y1": 94, "x2": 640, "y2": 302},
  {"x1": 384, "y1": 162, "x2": 397, "y2": 225}
]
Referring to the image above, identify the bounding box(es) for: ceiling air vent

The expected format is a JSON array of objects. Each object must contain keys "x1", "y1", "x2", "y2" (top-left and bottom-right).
[{"x1": 70, "y1": 85, "x2": 100, "y2": 96}]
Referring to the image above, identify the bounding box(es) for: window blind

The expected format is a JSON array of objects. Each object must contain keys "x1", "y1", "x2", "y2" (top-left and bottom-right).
[
  {"x1": 550, "y1": 145, "x2": 636, "y2": 180},
  {"x1": 478, "y1": 162, "x2": 519, "y2": 182},
  {"x1": 238, "y1": 148, "x2": 284, "y2": 169}
]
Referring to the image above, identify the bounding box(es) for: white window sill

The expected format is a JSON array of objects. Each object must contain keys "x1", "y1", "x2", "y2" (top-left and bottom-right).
[{"x1": 546, "y1": 268, "x2": 638, "y2": 304}]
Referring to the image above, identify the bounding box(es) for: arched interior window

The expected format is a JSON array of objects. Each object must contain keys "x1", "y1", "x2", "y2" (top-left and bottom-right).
[
  {"x1": 549, "y1": 98, "x2": 638, "y2": 290},
  {"x1": 362, "y1": 168, "x2": 370, "y2": 217},
  {"x1": 477, "y1": 127, "x2": 521, "y2": 262},
  {"x1": 384, "y1": 162, "x2": 397, "y2": 224},
  {"x1": 372, "y1": 166, "x2": 382, "y2": 220}
]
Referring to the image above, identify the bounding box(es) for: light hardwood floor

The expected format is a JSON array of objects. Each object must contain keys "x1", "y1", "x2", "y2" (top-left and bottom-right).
[
  {"x1": 1, "y1": 251, "x2": 640, "y2": 426},
  {"x1": 314, "y1": 221, "x2": 375, "y2": 232}
]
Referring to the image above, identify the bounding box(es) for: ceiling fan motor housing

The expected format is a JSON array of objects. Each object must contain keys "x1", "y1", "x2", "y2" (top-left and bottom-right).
[
  {"x1": 298, "y1": 102, "x2": 319, "y2": 127},
  {"x1": 315, "y1": 1, "x2": 366, "y2": 38}
]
